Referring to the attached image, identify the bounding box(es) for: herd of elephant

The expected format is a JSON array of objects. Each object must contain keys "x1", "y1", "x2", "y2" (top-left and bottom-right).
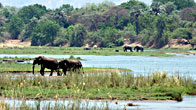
[
  {"x1": 32, "y1": 56, "x2": 83, "y2": 76},
  {"x1": 32, "y1": 46, "x2": 143, "y2": 76},
  {"x1": 123, "y1": 45, "x2": 144, "y2": 52}
]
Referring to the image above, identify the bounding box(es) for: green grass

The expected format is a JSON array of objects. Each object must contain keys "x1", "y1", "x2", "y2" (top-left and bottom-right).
[
  {"x1": 0, "y1": 71, "x2": 195, "y2": 101},
  {"x1": 0, "y1": 62, "x2": 132, "y2": 73},
  {"x1": 0, "y1": 46, "x2": 191, "y2": 56}
]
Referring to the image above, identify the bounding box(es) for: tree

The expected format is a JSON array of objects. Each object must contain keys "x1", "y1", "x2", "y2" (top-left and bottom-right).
[
  {"x1": 181, "y1": 7, "x2": 196, "y2": 21},
  {"x1": 58, "y1": 4, "x2": 74, "y2": 15},
  {"x1": 153, "y1": 0, "x2": 195, "y2": 10},
  {"x1": 163, "y1": 2, "x2": 176, "y2": 15},
  {"x1": 130, "y1": 8, "x2": 144, "y2": 35},
  {"x1": 172, "y1": 28, "x2": 192, "y2": 40},
  {"x1": 120, "y1": 0, "x2": 147, "y2": 10},
  {"x1": 42, "y1": 20, "x2": 60, "y2": 45},
  {"x1": 153, "y1": 15, "x2": 168, "y2": 48},
  {"x1": 98, "y1": 27, "x2": 124, "y2": 47},
  {"x1": 123, "y1": 23, "x2": 137, "y2": 43},
  {"x1": 7, "y1": 16, "x2": 24, "y2": 39},
  {"x1": 53, "y1": 27, "x2": 68, "y2": 46},
  {"x1": 22, "y1": 17, "x2": 39, "y2": 40},
  {"x1": 67, "y1": 24, "x2": 87, "y2": 47},
  {"x1": 150, "y1": 2, "x2": 164, "y2": 16},
  {"x1": 0, "y1": 2, "x2": 2, "y2": 8},
  {"x1": 31, "y1": 20, "x2": 60, "y2": 46},
  {"x1": 18, "y1": 4, "x2": 48, "y2": 24}
]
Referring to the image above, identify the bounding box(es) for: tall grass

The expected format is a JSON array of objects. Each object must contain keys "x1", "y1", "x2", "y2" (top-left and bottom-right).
[
  {"x1": 0, "y1": 71, "x2": 195, "y2": 101},
  {"x1": 0, "y1": 100, "x2": 111, "y2": 110}
]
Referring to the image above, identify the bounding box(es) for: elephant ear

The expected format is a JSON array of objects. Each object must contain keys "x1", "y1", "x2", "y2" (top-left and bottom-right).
[{"x1": 38, "y1": 56, "x2": 43, "y2": 61}]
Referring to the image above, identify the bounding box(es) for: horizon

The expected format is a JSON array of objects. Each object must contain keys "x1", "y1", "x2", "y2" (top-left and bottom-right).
[{"x1": 0, "y1": 0, "x2": 152, "y2": 9}]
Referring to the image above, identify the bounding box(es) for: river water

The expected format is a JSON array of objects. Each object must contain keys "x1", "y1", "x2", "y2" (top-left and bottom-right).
[
  {"x1": 1, "y1": 96, "x2": 196, "y2": 110},
  {"x1": 1, "y1": 54, "x2": 196, "y2": 109},
  {"x1": 1, "y1": 54, "x2": 196, "y2": 76}
]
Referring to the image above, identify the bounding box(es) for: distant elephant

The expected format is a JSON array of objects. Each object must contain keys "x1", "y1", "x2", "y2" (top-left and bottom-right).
[
  {"x1": 134, "y1": 46, "x2": 144, "y2": 52},
  {"x1": 32, "y1": 56, "x2": 60, "y2": 76},
  {"x1": 58, "y1": 59, "x2": 83, "y2": 75},
  {"x1": 123, "y1": 45, "x2": 133, "y2": 52}
]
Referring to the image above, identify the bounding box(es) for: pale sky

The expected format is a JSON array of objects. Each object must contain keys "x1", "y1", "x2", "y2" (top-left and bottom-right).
[{"x1": 0, "y1": 0, "x2": 152, "y2": 9}]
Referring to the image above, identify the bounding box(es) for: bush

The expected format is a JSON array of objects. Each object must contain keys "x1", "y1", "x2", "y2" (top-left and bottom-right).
[{"x1": 172, "y1": 28, "x2": 192, "y2": 39}]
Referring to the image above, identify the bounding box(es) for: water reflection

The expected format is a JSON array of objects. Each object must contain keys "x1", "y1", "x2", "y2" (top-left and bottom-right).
[{"x1": 1, "y1": 96, "x2": 196, "y2": 110}]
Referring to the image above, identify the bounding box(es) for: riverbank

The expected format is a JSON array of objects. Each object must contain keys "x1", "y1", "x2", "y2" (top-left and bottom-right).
[
  {"x1": 0, "y1": 71, "x2": 195, "y2": 101},
  {"x1": 0, "y1": 62, "x2": 132, "y2": 73},
  {"x1": 1, "y1": 96, "x2": 196, "y2": 110},
  {"x1": 0, "y1": 46, "x2": 192, "y2": 57}
]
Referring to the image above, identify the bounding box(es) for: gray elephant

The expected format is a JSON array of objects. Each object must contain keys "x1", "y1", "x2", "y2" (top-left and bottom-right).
[
  {"x1": 32, "y1": 56, "x2": 60, "y2": 76},
  {"x1": 58, "y1": 59, "x2": 83, "y2": 75},
  {"x1": 123, "y1": 45, "x2": 133, "y2": 52},
  {"x1": 134, "y1": 46, "x2": 144, "y2": 52}
]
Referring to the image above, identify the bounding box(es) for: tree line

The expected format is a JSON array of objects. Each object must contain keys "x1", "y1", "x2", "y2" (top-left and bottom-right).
[{"x1": 0, "y1": 0, "x2": 196, "y2": 48}]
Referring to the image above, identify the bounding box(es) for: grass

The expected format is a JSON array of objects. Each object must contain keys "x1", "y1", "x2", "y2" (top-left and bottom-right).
[
  {"x1": 0, "y1": 99, "x2": 111, "y2": 110},
  {"x1": 0, "y1": 46, "x2": 191, "y2": 56},
  {"x1": 0, "y1": 71, "x2": 195, "y2": 102},
  {"x1": 0, "y1": 62, "x2": 132, "y2": 73}
]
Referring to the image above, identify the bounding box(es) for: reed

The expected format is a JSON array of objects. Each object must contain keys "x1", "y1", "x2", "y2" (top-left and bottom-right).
[{"x1": 0, "y1": 71, "x2": 195, "y2": 101}]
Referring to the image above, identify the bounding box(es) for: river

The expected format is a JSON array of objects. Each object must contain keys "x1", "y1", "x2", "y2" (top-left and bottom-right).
[
  {"x1": 1, "y1": 54, "x2": 196, "y2": 109},
  {"x1": 1, "y1": 96, "x2": 196, "y2": 110},
  {"x1": 0, "y1": 54, "x2": 196, "y2": 76}
]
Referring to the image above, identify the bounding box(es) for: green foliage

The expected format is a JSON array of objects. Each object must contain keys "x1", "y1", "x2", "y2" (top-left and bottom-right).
[
  {"x1": 53, "y1": 28, "x2": 68, "y2": 46},
  {"x1": 139, "y1": 29, "x2": 152, "y2": 45},
  {"x1": 152, "y1": 15, "x2": 168, "y2": 48},
  {"x1": 153, "y1": 0, "x2": 195, "y2": 10},
  {"x1": 31, "y1": 20, "x2": 60, "y2": 46},
  {"x1": 18, "y1": 4, "x2": 48, "y2": 24},
  {"x1": 67, "y1": 24, "x2": 87, "y2": 47},
  {"x1": 120, "y1": 0, "x2": 147, "y2": 9},
  {"x1": 98, "y1": 27, "x2": 124, "y2": 47},
  {"x1": 190, "y1": 36, "x2": 196, "y2": 44},
  {"x1": 123, "y1": 23, "x2": 137, "y2": 42},
  {"x1": 22, "y1": 17, "x2": 38, "y2": 40},
  {"x1": 0, "y1": 6, "x2": 17, "y2": 19},
  {"x1": 172, "y1": 28, "x2": 192, "y2": 39},
  {"x1": 1, "y1": 0, "x2": 196, "y2": 48},
  {"x1": 58, "y1": 4, "x2": 73, "y2": 15},
  {"x1": 163, "y1": 2, "x2": 176, "y2": 15},
  {"x1": 0, "y1": 71, "x2": 195, "y2": 101},
  {"x1": 7, "y1": 16, "x2": 24, "y2": 39}
]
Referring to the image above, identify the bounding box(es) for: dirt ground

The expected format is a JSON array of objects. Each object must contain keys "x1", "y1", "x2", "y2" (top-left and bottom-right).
[{"x1": 0, "y1": 40, "x2": 31, "y2": 48}]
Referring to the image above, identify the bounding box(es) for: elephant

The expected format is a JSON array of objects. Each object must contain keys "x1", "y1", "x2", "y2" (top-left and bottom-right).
[
  {"x1": 123, "y1": 45, "x2": 133, "y2": 52},
  {"x1": 58, "y1": 59, "x2": 83, "y2": 75},
  {"x1": 134, "y1": 45, "x2": 144, "y2": 52},
  {"x1": 32, "y1": 56, "x2": 60, "y2": 76}
]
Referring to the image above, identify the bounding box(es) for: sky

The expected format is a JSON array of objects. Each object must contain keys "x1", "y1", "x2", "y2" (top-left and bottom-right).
[{"x1": 0, "y1": 0, "x2": 152, "y2": 9}]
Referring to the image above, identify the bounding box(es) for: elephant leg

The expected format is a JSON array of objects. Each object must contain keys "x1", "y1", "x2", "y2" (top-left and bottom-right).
[
  {"x1": 49, "y1": 70, "x2": 54, "y2": 76},
  {"x1": 57, "y1": 69, "x2": 61, "y2": 76},
  {"x1": 40, "y1": 68, "x2": 45, "y2": 76},
  {"x1": 40, "y1": 65, "x2": 45, "y2": 76},
  {"x1": 63, "y1": 69, "x2": 67, "y2": 76}
]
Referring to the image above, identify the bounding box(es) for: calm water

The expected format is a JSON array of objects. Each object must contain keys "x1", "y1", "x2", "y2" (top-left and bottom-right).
[
  {"x1": 1, "y1": 96, "x2": 196, "y2": 110},
  {"x1": 1, "y1": 54, "x2": 196, "y2": 109},
  {"x1": 1, "y1": 54, "x2": 196, "y2": 76}
]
